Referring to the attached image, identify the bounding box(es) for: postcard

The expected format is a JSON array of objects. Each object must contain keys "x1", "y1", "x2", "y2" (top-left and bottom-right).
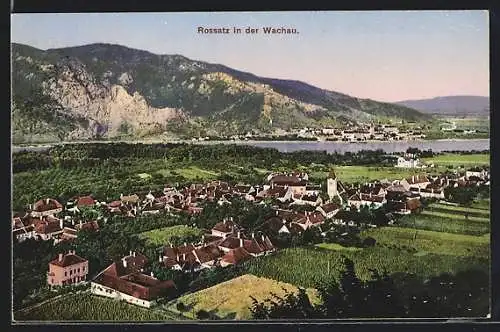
[{"x1": 11, "y1": 10, "x2": 490, "y2": 322}]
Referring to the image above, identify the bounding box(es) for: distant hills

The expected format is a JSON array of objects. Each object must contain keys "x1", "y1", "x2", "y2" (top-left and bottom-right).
[
  {"x1": 395, "y1": 96, "x2": 489, "y2": 116},
  {"x1": 11, "y1": 42, "x2": 432, "y2": 143}
]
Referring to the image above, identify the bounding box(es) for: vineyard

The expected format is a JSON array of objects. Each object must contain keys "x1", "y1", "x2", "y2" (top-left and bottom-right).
[
  {"x1": 397, "y1": 210, "x2": 490, "y2": 235},
  {"x1": 360, "y1": 226, "x2": 490, "y2": 258},
  {"x1": 244, "y1": 246, "x2": 489, "y2": 289},
  {"x1": 14, "y1": 293, "x2": 181, "y2": 321}
]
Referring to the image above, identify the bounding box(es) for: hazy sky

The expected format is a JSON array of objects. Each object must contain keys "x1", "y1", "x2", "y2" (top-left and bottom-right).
[{"x1": 11, "y1": 11, "x2": 489, "y2": 102}]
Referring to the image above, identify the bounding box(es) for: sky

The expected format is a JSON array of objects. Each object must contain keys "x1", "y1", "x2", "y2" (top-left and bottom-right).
[{"x1": 11, "y1": 11, "x2": 489, "y2": 102}]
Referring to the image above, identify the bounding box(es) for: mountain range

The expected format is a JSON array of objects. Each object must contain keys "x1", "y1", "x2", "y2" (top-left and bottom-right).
[
  {"x1": 11, "y1": 42, "x2": 432, "y2": 143},
  {"x1": 396, "y1": 96, "x2": 489, "y2": 116}
]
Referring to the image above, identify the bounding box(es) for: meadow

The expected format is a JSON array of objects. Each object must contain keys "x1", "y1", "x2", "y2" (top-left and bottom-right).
[
  {"x1": 421, "y1": 153, "x2": 489, "y2": 166},
  {"x1": 138, "y1": 225, "x2": 204, "y2": 247},
  {"x1": 244, "y1": 246, "x2": 489, "y2": 289},
  {"x1": 166, "y1": 274, "x2": 319, "y2": 320},
  {"x1": 14, "y1": 293, "x2": 181, "y2": 321}
]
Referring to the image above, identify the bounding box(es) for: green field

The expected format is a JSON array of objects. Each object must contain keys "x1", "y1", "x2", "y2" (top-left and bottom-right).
[
  {"x1": 397, "y1": 213, "x2": 490, "y2": 235},
  {"x1": 166, "y1": 274, "x2": 319, "y2": 320},
  {"x1": 360, "y1": 227, "x2": 489, "y2": 258},
  {"x1": 244, "y1": 246, "x2": 488, "y2": 289},
  {"x1": 310, "y1": 165, "x2": 440, "y2": 183},
  {"x1": 138, "y1": 225, "x2": 203, "y2": 247},
  {"x1": 422, "y1": 153, "x2": 489, "y2": 166},
  {"x1": 14, "y1": 293, "x2": 181, "y2": 321}
]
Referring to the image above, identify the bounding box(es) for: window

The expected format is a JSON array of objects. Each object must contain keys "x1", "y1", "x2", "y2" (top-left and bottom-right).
[
  {"x1": 65, "y1": 271, "x2": 67, "y2": 277},
  {"x1": 70, "y1": 270, "x2": 73, "y2": 275},
  {"x1": 83, "y1": 266, "x2": 85, "y2": 272},
  {"x1": 78, "y1": 268, "x2": 80, "y2": 273},
  {"x1": 51, "y1": 279, "x2": 54, "y2": 284}
]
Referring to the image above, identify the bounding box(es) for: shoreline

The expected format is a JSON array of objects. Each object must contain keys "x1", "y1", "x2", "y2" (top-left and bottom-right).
[{"x1": 12, "y1": 137, "x2": 490, "y2": 149}]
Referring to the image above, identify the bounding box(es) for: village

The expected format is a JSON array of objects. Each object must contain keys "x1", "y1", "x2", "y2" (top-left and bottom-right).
[{"x1": 12, "y1": 162, "x2": 490, "y2": 310}]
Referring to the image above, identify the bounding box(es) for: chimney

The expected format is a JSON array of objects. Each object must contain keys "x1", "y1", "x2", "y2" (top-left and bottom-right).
[
  {"x1": 59, "y1": 219, "x2": 63, "y2": 230},
  {"x1": 150, "y1": 271, "x2": 154, "y2": 278},
  {"x1": 182, "y1": 253, "x2": 186, "y2": 261},
  {"x1": 237, "y1": 231, "x2": 241, "y2": 238},
  {"x1": 129, "y1": 250, "x2": 132, "y2": 257},
  {"x1": 239, "y1": 238, "x2": 243, "y2": 247},
  {"x1": 133, "y1": 251, "x2": 136, "y2": 257},
  {"x1": 276, "y1": 210, "x2": 278, "y2": 216},
  {"x1": 46, "y1": 198, "x2": 50, "y2": 205},
  {"x1": 184, "y1": 242, "x2": 187, "y2": 247},
  {"x1": 122, "y1": 258, "x2": 127, "y2": 268},
  {"x1": 202, "y1": 235, "x2": 205, "y2": 242},
  {"x1": 176, "y1": 254, "x2": 179, "y2": 261},
  {"x1": 223, "y1": 219, "x2": 226, "y2": 224},
  {"x1": 252, "y1": 232, "x2": 255, "y2": 239},
  {"x1": 230, "y1": 217, "x2": 233, "y2": 222},
  {"x1": 79, "y1": 220, "x2": 82, "y2": 227},
  {"x1": 159, "y1": 255, "x2": 162, "y2": 263},
  {"x1": 59, "y1": 253, "x2": 63, "y2": 262},
  {"x1": 412, "y1": 176, "x2": 415, "y2": 183},
  {"x1": 262, "y1": 235, "x2": 265, "y2": 242}
]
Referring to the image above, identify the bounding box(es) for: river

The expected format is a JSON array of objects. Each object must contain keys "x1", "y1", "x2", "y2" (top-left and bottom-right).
[{"x1": 11, "y1": 139, "x2": 489, "y2": 154}]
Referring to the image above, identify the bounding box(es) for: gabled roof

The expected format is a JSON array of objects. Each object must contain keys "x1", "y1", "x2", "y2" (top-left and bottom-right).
[
  {"x1": 405, "y1": 175, "x2": 430, "y2": 184},
  {"x1": 163, "y1": 244, "x2": 196, "y2": 258},
  {"x1": 221, "y1": 247, "x2": 252, "y2": 265},
  {"x1": 35, "y1": 221, "x2": 62, "y2": 234},
  {"x1": 75, "y1": 220, "x2": 99, "y2": 232},
  {"x1": 308, "y1": 211, "x2": 326, "y2": 224},
  {"x1": 50, "y1": 252, "x2": 87, "y2": 267},
  {"x1": 212, "y1": 219, "x2": 237, "y2": 233},
  {"x1": 219, "y1": 236, "x2": 243, "y2": 250},
  {"x1": 242, "y1": 238, "x2": 265, "y2": 255},
  {"x1": 33, "y1": 198, "x2": 63, "y2": 212},
  {"x1": 76, "y1": 196, "x2": 95, "y2": 207}
]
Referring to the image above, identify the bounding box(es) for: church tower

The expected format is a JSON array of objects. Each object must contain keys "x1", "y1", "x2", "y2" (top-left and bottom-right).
[{"x1": 327, "y1": 169, "x2": 338, "y2": 200}]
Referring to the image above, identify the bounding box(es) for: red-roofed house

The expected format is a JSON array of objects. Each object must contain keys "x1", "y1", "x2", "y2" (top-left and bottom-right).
[
  {"x1": 91, "y1": 252, "x2": 176, "y2": 308},
  {"x1": 220, "y1": 247, "x2": 252, "y2": 267},
  {"x1": 31, "y1": 198, "x2": 63, "y2": 217},
  {"x1": 47, "y1": 250, "x2": 88, "y2": 286}
]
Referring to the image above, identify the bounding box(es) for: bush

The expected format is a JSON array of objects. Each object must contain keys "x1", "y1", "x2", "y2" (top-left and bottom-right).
[
  {"x1": 362, "y1": 237, "x2": 376, "y2": 248},
  {"x1": 196, "y1": 309, "x2": 210, "y2": 320}
]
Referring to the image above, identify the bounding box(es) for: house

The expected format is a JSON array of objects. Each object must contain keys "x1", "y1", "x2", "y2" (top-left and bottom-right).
[
  {"x1": 92, "y1": 251, "x2": 176, "y2": 308},
  {"x1": 291, "y1": 193, "x2": 323, "y2": 206},
  {"x1": 220, "y1": 247, "x2": 252, "y2": 267},
  {"x1": 33, "y1": 217, "x2": 64, "y2": 241},
  {"x1": 161, "y1": 243, "x2": 196, "y2": 270},
  {"x1": 386, "y1": 191, "x2": 421, "y2": 214},
  {"x1": 347, "y1": 193, "x2": 386, "y2": 209},
  {"x1": 316, "y1": 202, "x2": 341, "y2": 219},
  {"x1": 218, "y1": 233, "x2": 245, "y2": 253},
  {"x1": 75, "y1": 220, "x2": 100, "y2": 232},
  {"x1": 466, "y1": 167, "x2": 488, "y2": 180},
  {"x1": 31, "y1": 198, "x2": 63, "y2": 217},
  {"x1": 107, "y1": 201, "x2": 123, "y2": 213},
  {"x1": 47, "y1": 250, "x2": 88, "y2": 287},
  {"x1": 120, "y1": 194, "x2": 140, "y2": 206},
  {"x1": 268, "y1": 174, "x2": 308, "y2": 196},
  {"x1": 293, "y1": 211, "x2": 326, "y2": 230},
  {"x1": 395, "y1": 156, "x2": 421, "y2": 168},
  {"x1": 54, "y1": 227, "x2": 78, "y2": 244},
  {"x1": 12, "y1": 216, "x2": 36, "y2": 243},
  {"x1": 76, "y1": 195, "x2": 95, "y2": 208},
  {"x1": 211, "y1": 218, "x2": 239, "y2": 238},
  {"x1": 400, "y1": 175, "x2": 431, "y2": 190}
]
